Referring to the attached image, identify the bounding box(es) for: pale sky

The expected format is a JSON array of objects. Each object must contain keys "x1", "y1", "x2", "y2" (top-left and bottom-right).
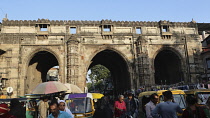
[{"x1": 0, "y1": 0, "x2": 210, "y2": 23}]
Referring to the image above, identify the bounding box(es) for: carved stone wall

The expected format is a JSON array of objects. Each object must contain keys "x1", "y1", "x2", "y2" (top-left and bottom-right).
[{"x1": 0, "y1": 19, "x2": 203, "y2": 97}]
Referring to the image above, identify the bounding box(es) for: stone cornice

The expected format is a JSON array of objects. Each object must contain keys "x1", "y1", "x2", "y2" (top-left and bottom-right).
[{"x1": 2, "y1": 19, "x2": 197, "y2": 27}]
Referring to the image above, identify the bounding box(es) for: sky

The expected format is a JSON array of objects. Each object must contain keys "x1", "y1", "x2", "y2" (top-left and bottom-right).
[{"x1": 0, "y1": 0, "x2": 210, "y2": 23}]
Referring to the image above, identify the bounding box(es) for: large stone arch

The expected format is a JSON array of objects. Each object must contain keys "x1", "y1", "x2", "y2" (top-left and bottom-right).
[
  {"x1": 153, "y1": 47, "x2": 185, "y2": 85},
  {"x1": 86, "y1": 47, "x2": 132, "y2": 95},
  {"x1": 21, "y1": 47, "x2": 63, "y2": 94},
  {"x1": 153, "y1": 47, "x2": 184, "y2": 62},
  {"x1": 25, "y1": 48, "x2": 61, "y2": 68},
  {"x1": 87, "y1": 47, "x2": 131, "y2": 71}
]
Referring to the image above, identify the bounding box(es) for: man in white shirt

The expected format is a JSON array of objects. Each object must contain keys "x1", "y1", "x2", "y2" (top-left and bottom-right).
[{"x1": 145, "y1": 93, "x2": 158, "y2": 118}]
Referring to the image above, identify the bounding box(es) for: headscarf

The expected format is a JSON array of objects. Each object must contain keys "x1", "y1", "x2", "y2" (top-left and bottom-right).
[{"x1": 58, "y1": 100, "x2": 74, "y2": 118}]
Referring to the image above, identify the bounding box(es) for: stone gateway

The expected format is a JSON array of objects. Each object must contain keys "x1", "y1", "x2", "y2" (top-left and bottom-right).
[{"x1": 0, "y1": 18, "x2": 206, "y2": 97}]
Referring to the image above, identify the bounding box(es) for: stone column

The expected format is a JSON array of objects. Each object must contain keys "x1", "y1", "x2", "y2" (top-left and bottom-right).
[{"x1": 67, "y1": 37, "x2": 79, "y2": 85}]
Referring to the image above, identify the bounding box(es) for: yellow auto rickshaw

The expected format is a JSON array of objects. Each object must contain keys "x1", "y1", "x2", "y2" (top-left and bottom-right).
[
  {"x1": 64, "y1": 93, "x2": 104, "y2": 118},
  {"x1": 138, "y1": 90, "x2": 186, "y2": 117},
  {"x1": 184, "y1": 89, "x2": 210, "y2": 106}
]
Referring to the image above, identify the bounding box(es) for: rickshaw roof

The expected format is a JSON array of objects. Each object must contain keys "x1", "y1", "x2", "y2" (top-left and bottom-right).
[
  {"x1": 138, "y1": 91, "x2": 158, "y2": 98},
  {"x1": 19, "y1": 96, "x2": 40, "y2": 99},
  {"x1": 65, "y1": 93, "x2": 104, "y2": 99},
  {"x1": 138, "y1": 90, "x2": 185, "y2": 98},
  {"x1": 18, "y1": 94, "x2": 41, "y2": 99},
  {"x1": 91, "y1": 93, "x2": 104, "y2": 99},
  {"x1": 65, "y1": 93, "x2": 93, "y2": 99},
  {"x1": 184, "y1": 89, "x2": 210, "y2": 95},
  {"x1": 0, "y1": 98, "x2": 28, "y2": 102}
]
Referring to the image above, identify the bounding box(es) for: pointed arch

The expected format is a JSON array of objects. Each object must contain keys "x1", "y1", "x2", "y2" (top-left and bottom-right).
[
  {"x1": 153, "y1": 47, "x2": 184, "y2": 85},
  {"x1": 24, "y1": 48, "x2": 60, "y2": 94},
  {"x1": 87, "y1": 48, "x2": 131, "y2": 95}
]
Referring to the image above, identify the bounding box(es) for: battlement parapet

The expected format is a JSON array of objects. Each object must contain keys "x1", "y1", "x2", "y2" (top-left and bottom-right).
[{"x1": 2, "y1": 19, "x2": 197, "y2": 28}]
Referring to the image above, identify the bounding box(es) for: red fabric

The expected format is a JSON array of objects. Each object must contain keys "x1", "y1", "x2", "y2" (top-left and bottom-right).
[
  {"x1": 0, "y1": 103, "x2": 16, "y2": 118},
  {"x1": 0, "y1": 103, "x2": 8, "y2": 115},
  {"x1": 114, "y1": 101, "x2": 126, "y2": 117}
]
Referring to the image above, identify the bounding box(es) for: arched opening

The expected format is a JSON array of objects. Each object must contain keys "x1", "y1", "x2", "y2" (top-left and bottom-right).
[
  {"x1": 154, "y1": 50, "x2": 183, "y2": 85},
  {"x1": 46, "y1": 66, "x2": 59, "y2": 81},
  {"x1": 86, "y1": 64, "x2": 111, "y2": 93},
  {"x1": 0, "y1": 49, "x2": 6, "y2": 55},
  {"x1": 88, "y1": 49, "x2": 130, "y2": 95},
  {"x1": 26, "y1": 51, "x2": 59, "y2": 93},
  {"x1": 0, "y1": 49, "x2": 7, "y2": 89}
]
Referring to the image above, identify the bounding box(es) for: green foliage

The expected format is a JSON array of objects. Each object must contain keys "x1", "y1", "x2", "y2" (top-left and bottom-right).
[
  {"x1": 86, "y1": 83, "x2": 94, "y2": 92},
  {"x1": 95, "y1": 81, "x2": 104, "y2": 91},
  {"x1": 89, "y1": 64, "x2": 111, "y2": 82},
  {"x1": 88, "y1": 64, "x2": 111, "y2": 92}
]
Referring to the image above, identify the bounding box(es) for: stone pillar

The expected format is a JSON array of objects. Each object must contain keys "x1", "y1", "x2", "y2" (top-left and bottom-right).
[{"x1": 67, "y1": 37, "x2": 79, "y2": 85}]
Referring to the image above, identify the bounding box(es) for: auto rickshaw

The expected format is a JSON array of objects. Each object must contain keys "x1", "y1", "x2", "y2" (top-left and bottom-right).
[
  {"x1": 0, "y1": 98, "x2": 28, "y2": 105},
  {"x1": 26, "y1": 95, "x2": 41, "y2": 118},
  {"x1": 184, "y1": 89, "x2": 210, "y2": 106},
  {"x1": 138, "y1": 90, "x2": 186, "y2": 117},
  {"x1": 0, "y1": 98, "x2": 28, "y2": 116},
  {"x1": 64, "y1": 93, "x2": 104, "y2": 118},
  {"x1": 18, "y1": 94, "x2": 41, "y2": 118}
]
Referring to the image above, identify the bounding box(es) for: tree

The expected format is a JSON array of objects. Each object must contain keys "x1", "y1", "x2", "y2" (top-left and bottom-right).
[
  {"x1": 88, "y1": 64, "x2": 111, "y2": 92},
  {"x1": 86, "y1": 83, "x2": 94, "y2": 92}
]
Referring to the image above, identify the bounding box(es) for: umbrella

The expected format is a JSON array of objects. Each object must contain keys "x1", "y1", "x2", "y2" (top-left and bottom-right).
[
  {"x1": 31, "y1": 81, "x2": 68, "y2": 94},
  {"x1": 64, "y1": 83, "x2": 83, "y2": 93}
]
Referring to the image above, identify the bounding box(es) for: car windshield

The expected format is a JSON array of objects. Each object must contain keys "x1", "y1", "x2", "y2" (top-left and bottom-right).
[
  {"x1": 66, "y1": 98, "x2": 92, "y2": 114},
  {"x1": 159, "y1": 94, "x2": 186, "y2": 109},
  {"x1": 197, "y1": 93, "x2": 210, "y2": 105}
]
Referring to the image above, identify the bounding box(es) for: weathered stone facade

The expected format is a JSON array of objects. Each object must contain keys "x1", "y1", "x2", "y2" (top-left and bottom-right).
[
  {"x1": 200, "y1": 24, "x2": 210, "y2": 82},
  {"x1": 0, "y1": 18, "x2": 204, "y2": 97}
]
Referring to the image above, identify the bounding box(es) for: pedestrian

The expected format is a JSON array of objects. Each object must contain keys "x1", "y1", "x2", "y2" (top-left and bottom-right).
[
  {"x1": 145, "y1": 93, "x2": 158, "y2": 118},
  {"x1": 38, "y1": 96, "x2": 49, "y2": 118},
  {"x1": 58, "y1": 100, "x2": 74, "y2": 118},
  {"x1": 0, "y1": 103, "x2": 16, "y2": 118},
  {"x1": 48, "y1": 102, "x2": 73, "y2": 118},
  {"x1": 151, "y1": 90, "x2": 183, "y2": 118},
  {"x1": 182, "y1": 95, "x2": 207, "y2": 118},
  {"x1": 114, "y1": 95, "x2": 126, "y2": 118},
  {"x1": 124, "y1": 93, "x2": 138, "y2": 118},
  {"x1": 32, "y1": 100, "x2": 38, "y2": 118},
  {"x1": 93, "y1": 96, "x2": 113, "y2": 118},
  {"x1": 9, "y1": 98, "x2": 26, "y2": 118}
]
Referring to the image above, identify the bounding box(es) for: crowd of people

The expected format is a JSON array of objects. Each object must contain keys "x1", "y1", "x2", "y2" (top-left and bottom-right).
[
  {"x1": 0, "y1": 96, "x2": 74, "y2": 118},
  {"x1": 102, "y1": 90, "x2": 210, "y2": 118},
  {"x1": 93, "y1": 92, "x2": 139, "y2": 118},
  {"x1": 144, "y1": 90, "x2": 210, "y2": 118},
  {"x1": 0, "y1": 91, "x2": 210, "y2": 118},
  {"x1": 36, "y1": 96, "x2": 74, "y2": 118}
]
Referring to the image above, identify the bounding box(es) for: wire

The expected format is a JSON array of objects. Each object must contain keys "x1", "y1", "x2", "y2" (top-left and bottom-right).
[{"x1": 0, "y1": 8, "x2": 5, "y2": 18}]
